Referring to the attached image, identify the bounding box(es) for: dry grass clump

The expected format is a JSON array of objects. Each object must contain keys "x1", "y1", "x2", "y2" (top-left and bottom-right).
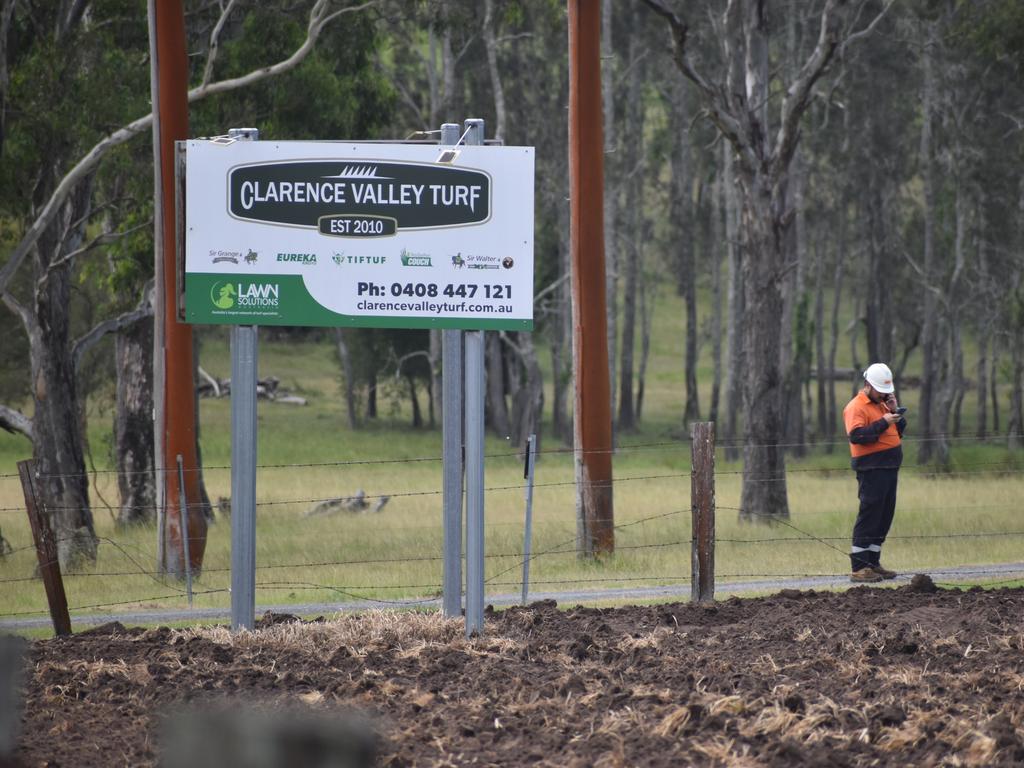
[{"x1": 182, "y1": 610, "x2": 466, "y2": 657}]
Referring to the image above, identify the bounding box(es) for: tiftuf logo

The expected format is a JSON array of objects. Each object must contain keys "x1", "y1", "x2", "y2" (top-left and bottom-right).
[{"x1": 334, "y1": 253, "x2": 386, "y2": 266}]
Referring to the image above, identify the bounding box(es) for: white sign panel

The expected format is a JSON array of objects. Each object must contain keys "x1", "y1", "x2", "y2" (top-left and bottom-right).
[{"x1": 184, "y1": 140, "x2": 535, "y2": 330}]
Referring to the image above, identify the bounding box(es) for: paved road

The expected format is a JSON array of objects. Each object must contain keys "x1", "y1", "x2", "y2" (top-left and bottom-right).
[{"x1": 3, "y1": 562, "x2": 1022, "y2": 632}]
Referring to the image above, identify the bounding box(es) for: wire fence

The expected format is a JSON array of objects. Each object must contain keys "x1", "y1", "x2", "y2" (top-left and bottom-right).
[{"x1": 1, "y1": 433, "x2": 1023, "y2": 625}]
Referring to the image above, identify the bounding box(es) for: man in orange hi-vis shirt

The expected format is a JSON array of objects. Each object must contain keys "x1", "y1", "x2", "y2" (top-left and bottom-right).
[{"x1": 843, "y1": 363, "x2": 907, "y2": 583}]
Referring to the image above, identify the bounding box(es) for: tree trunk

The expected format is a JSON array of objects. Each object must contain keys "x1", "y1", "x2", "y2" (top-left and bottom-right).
[
  {"x1": 334, "y1": 328, "x2": 358, "y2": 429},
  {"x1": 826, "y1": 212, "x2": 847, "y2": 453},
  {"x1": 616, "y1": 29, "x2": 644, "y2": 432},
  {"x1": 990, "y1": 341, "x2": 1001, "y2": 435},
  {"x1": 508, "y1": 332, "x2": 544, "y2": 455},
  {"x1": 367, "y1": 369, "x2": 378, "y2": 420},
  {"x1": 1009, "y1": 322, "x2": 1024, "y2": 449},
  {"x1": 115, "y1": 316, "x2": 156, "y2": 526},
  {"x1": 486, "y1": 333, "x2": 511, "y2": 437},
  {"x1": 737, "y1": 171, "x2": 789, "y2": 521},
  {"x1": 864, "y1": 170, "x2": 893, "y2": 364},
  {"x1": 670, "y1": 78, "x2": 699, "y2": 425},
  {"x1": 408, "y1": 374, "x2": 422, "y2": 428},
  {"x1": 722, "y1": 144, "x2": 743, "y2": 460},
  {"x1": 779, "y1": 145, "x2": 808, "y2": 457},
  {"x1": 429, "y1": 329, "x2": 442, "y2": 428},
  {"x1": 709, "y1": 168, "x2": 724, "y2": 424},
  {"x1": 814, "y1": 234, "x2": 827, "y2": 445},
  {"x1": 917, "y1": 23, "x2": 939, "y2": 464},
  {"x1": 551, "y1": 192, "x2": 573, "y2": 444},
  {"x1": 602, "y1": 0, "x2": 618, "y2": 423},
  {"x1": 483, "y1": 0, "x2": 507, "y2": 142},
  {"x1": 28, "y1": 181, "x2": 97, "y2": 568},
  {"x1": 635, "y1": 272, "x2": 654, "y2": 423}
]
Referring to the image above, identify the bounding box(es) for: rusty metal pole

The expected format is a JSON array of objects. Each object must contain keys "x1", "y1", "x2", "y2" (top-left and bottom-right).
[
  {"x1": 568, "y1": 0, "x2": 614, "y2": 556},
  {"x1": 150, "y1": 0, "x2": 207, "y2": 577},
  {"x1": 690, "y1": 422, "x2": 716, "y2": 603},
  {"x1": 18, "y1": 461, "x2": 71, "y2": 636}
]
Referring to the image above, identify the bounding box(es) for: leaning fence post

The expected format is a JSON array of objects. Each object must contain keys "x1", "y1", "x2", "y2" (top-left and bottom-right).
[
  {"x1": 690, "y1": 422, "x2": 715, "y2": 604},
  {"x1": 18, "y1": 460, "x2": 72, "y2": 636}
]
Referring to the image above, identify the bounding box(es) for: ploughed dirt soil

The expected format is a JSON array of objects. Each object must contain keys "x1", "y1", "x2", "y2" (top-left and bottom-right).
[{"x1": 9, "y1": 579, "x2": 1024, "y2": 767}]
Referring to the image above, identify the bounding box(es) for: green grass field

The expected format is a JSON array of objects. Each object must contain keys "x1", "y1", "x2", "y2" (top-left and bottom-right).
[{"x1": 1, "y1": 290, "x2": 1022, "y2": 624}]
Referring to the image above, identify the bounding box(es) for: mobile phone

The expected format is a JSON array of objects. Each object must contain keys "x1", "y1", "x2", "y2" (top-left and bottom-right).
[{"x1": 895, "y1": 406, "x2": 908, "y2": 415}]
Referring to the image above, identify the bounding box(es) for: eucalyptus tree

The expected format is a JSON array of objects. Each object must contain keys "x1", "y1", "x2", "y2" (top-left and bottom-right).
[
  {"x1": 0, "y1": 0, "x2": 391, "y2": 567},
  {"x1": 641, "y1": 0, "x2": 894, "y2": 520}
]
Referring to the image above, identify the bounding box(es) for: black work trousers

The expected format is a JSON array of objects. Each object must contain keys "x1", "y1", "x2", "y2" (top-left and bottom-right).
[{"x1": 850, "y1": 467, "x2": 899, "y2": 571}]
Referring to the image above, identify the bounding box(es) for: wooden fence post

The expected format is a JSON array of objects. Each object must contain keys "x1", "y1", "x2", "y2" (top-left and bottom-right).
[
  {"x1": 18, "y1": 460, "x2": 72, "y2": 636},
  {"x1": 690, "y1": 422, "x2": 715, "y2": 603}
]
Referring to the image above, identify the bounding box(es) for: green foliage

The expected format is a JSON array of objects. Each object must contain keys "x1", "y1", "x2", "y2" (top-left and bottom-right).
[{"x1": 956, "y1": 0, "x2": 1024, "y2": 73}]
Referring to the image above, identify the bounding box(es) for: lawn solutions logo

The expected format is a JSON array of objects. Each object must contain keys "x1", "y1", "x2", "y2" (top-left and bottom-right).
[
  {"x1": 400, "y1": 248, "x2": 432, "y2": 267},
  {"x1": 228, "y1": 161, "x2": 491, "y2": 231},
  {"x1": 210, "y1": 280, "x2": 280, "y2": 311}
]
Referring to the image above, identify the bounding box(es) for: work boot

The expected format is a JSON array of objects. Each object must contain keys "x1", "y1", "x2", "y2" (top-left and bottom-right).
[
  {"x1": 850, "y1": 568, "x2": 883, "y2": 583},
  {"x1": 873, "y1": 564, "x2": 897, "y2": 580}
]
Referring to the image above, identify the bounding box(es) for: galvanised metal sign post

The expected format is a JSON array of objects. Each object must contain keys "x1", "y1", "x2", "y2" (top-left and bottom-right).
[{"x1": 179, "y1": 128, "x2": 534, "y2": 634}]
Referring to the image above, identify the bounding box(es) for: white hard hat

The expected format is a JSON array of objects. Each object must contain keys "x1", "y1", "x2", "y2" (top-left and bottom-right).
[{"x1": 863, "y1": 363, "x2": 895, "y2": 394}]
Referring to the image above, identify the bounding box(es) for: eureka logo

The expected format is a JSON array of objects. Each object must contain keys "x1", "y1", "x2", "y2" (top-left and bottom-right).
[{"x1": 210, "y1": 281, "x2": 280, "y2": 310}]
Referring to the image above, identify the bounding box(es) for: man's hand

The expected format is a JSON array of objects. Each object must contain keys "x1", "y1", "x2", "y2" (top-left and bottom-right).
[{"x1": 882, "y1": 411, "x2": 901, "y2": 426}]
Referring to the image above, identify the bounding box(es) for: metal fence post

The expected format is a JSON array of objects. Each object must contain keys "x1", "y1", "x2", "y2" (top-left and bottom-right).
[
  {"x1": 464, "y1": 118, "x2": 486, "y2": 637},
  {"x1": 691, "y1": 422, "x2": 716, "y2": 603},
  {"x1": 228, "y1": 127, "x2": 260, "y2": 631},
  {"x1": 521, "y1": 434, "x2": 537, "y2": 605},
  {"x1": 440, "y1": 121, "x2": 465, "y2": 619}
]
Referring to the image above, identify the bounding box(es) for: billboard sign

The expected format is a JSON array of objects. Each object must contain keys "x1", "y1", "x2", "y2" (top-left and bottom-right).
[{"x1": 183, "y1": 140, "x2": 534, "y2": 330}]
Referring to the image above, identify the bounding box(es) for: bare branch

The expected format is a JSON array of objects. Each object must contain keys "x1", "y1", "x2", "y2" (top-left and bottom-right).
[
  {"x1": 38, "y1": 220, "x2": 151, "y2": 292},
  {"x1": 200, "y1": 0, "x2": 240, "y2": 88},
  {"x1": 771, "y1": 0, "x2": 846, "y2": 181},
  {"x1": 1, "y1": 290, "x2": 32, "y2": 333},
  {"x1": 0, "y1": 0, "x2": 381, "y2": 298},
  {"x1": 0, "y1": 404, "x2": 31, "y2": 439},
  {"x1": 840, "y1": 0, "x2": 896, "y2": 56},
  {"x1": 72, "y1": 281, "x2": 154, "y2": 370},
  {"x1": 639, "y1": 0, "x2": 746, "y2": 155},
  {"x1": 534, "y1": 273, "x2": 569, "y2": 306}
]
